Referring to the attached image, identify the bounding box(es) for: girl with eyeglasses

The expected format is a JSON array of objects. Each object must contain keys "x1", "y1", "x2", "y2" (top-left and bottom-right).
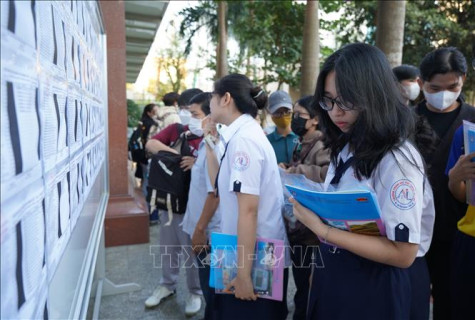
[{"x1": 290, "y1": 43, "x2": 435, "y2": 320}]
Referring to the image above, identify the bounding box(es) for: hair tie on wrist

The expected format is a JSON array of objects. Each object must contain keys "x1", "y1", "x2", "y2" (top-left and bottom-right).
[{"x1": 253, "y1": 90, "x2": 264, "y2": 99}]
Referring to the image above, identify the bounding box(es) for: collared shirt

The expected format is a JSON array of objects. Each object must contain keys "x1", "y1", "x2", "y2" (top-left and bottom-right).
[
  {"x1": 267, "y1": 128, "x2": 299, "y2": 164},
  {"x1": 217, "y1": 114, "x2": 287, "y2": 243},
  {"x1": 324, "y1": 141, "x2": 435, "y2": 257},
  {"x1": 182, "y1": 141, "x2": 221, "y2": 237}
]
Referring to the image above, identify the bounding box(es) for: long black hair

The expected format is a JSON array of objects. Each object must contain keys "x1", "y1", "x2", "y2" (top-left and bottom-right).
[
  {"x1": 213, "y1": 73, "x2": 267, "y2": 118},
  {"x1": 141, "y1": 103, "x2": 157, "y2": 120},
  {"x1": 296, "y1": 95, "x2": 316, "y2": 118},
  {"x1": 314, "y1": 43, "x2": 416, "y2": 179}
]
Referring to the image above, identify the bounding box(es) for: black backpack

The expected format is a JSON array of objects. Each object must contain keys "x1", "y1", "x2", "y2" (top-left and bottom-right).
[
  {"x1": 147, "y1": 124, "x2": 199, "y2": 224},
  {"x1": 128, "y1": 122, "x2": 145, "y2": 163}
]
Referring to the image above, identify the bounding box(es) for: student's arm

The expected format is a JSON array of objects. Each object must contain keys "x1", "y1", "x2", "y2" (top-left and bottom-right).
[
  {"x1": 229, "y1": 193, "x2": 258, "y2": 300},
  {"x1": 225, "y1": 193, "x2": 259, "y2": 300},
  {"x1": 205, "y1": 143, "x2": 220, "y2": 186},
  {"x1": 145, "y1": 139, "x2": 179, "y2": 154},
  {"x1": 192, "y1": 192, "x2": 219, "y2": 253},
  {"x1": 448, "y1": 151, "x2": 475, "y2": 202},
  {"x1": 291, "y1": 198, "x2": 418, "y2": 268},
  {"x1": 145, "y1": 124, "x2": 179, "y2": 154}
]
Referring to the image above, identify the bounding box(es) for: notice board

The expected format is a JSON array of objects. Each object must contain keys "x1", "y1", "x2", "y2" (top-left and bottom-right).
[{"x1": 1, "y1": 1, "x2": 108, "y2": 318}]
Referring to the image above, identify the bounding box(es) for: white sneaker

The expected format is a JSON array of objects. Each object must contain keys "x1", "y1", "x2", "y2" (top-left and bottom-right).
[
  {"x1": 144, "y1": 286, "x2": 175, "y2": 308},
  {"x1": 185, "y1": 293, "x2": 202, "y2": 316}
]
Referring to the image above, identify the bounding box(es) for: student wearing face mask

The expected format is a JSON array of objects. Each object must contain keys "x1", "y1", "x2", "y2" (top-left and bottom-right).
[
  {"x1": 280, "y1": 95, "x2": 330, "y2": 320},
  {"x1": 415, "y1": 46, "x2": 475, "y2": 320},
  {"x1": 178, "y1": 88, "x2": 203, "y2": 125},
  {"x1": 180, "y1": 92, "x2": 223, "y2": 320},
  {"x1": 393, "y1": 64, "x2": 421, "y2": 106},
  {"x1": 266, "y1": 90, "x2": 299, "y2": 165},
  {"x1": 145, "y1": 93, "x2": 206, "y2": 317}
]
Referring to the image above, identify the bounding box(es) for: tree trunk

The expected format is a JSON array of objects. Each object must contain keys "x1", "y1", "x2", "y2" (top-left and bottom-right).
[
  {"x1": 217, "y1": 1, "x2": 228, "y2": 79},
  {"x1": 300, "y1": 0, "x2": 320, "y2": 96},
  {"x1": 375, "y1": 0, "x2": 406, "y2": 67}
]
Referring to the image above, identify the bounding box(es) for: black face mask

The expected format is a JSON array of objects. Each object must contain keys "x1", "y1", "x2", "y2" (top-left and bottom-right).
[{"x1": 291, "y1": 116, "x2": 308, "y2": 137}]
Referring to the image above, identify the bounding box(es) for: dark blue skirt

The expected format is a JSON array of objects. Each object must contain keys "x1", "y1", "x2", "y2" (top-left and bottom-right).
[
  {"x1": 215, "y1": 268, "x2": 289, "y2": 320},
  {"x1": 307, "y1": 244, "x2": 411, "y2": 320}
]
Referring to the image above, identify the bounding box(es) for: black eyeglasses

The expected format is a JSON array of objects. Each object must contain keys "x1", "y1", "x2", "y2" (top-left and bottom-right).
[{"x1": 319, "y1": 96, "x2": 354, "y2": 111}]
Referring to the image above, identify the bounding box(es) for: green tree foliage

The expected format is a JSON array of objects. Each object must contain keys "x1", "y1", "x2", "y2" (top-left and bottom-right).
[
  {"x1": 179, "y1": 1, "x2": 304, "y2": 88},
  {"x1": 178, "y1": 1, "x2": 219, "y2": 56},
  {"x1": 319, "y1": 0, "x2": 474, "y2": 101},
  {"x1": 232, "y1": 1, "x2": 305, "y2": 88},
  {"x1": 127, "y1": 99, "x2": 141, "y2": 128}
]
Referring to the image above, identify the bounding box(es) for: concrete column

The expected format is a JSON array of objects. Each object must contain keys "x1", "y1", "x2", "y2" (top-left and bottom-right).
[{"x1": 100, "y1": 0, "x2": 148, "y2": 246}]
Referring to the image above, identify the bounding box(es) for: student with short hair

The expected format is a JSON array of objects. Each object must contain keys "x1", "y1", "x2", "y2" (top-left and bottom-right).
[
  {"x1": 393, "y1": 64, "x2": 422, "y2": 106},
  {"x1": 144, "y1": 92, "x2": 205, "y2": 317},
  {"x1": 291, "y1": 43, "x2": 435, "y2": 319},
  {"x1": 180, "y1": 92, "x2": 221, "y2": 320},
  {"x1": 415, "y1": 46, "x2": 475, "y2": 320},
  {"x1": 156, "y1": 92, "x2": 181, "y2": 129},
  {"x1": 178, "y1": 88, "x2": 204, "y2": 125}
]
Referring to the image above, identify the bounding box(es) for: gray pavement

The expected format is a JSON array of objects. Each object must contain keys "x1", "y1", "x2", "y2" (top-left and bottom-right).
[{"x1": 96, "y1": 223, "x2": 297, "y2": 320}]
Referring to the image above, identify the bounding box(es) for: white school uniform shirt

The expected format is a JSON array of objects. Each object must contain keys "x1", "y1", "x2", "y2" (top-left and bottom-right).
[
  {"x1": 216, "y1": 114, "x2": 287, "y2": 244},
  {"x1": 182, "y1": 141, "x2": 221, "y2": 237},
  {"x1": 324, "y1": 141, "x2": 435, "y2": 257}
]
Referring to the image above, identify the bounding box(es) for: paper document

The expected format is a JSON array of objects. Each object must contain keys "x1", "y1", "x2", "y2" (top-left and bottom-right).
[{"x1": 285, "y1": 184, "x2": 386, "y2": 244}]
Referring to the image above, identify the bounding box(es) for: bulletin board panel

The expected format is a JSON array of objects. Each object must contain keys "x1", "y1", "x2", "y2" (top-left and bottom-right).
[{"x1": 0, "y1": 1, "x2": 108, "y2": 319}]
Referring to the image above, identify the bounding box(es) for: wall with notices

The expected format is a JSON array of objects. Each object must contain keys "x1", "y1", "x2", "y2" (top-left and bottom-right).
[{"x1": 0, "y1": 1, "x2": 108, "y2": 319}]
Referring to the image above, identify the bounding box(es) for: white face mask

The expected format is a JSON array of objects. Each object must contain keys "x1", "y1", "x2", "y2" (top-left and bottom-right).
[
  {"x1": 179, "y1": 109, "x2": 191, "y2": 125},
  {"x1": 403, "y1": 83, "x2": 420, "y2": 101},
  {"x1": 188, "y1": 117, "x2": 203, "y2": 136},
  {"x1": 423, "y1": 89, "x2": 461, "y2": 111}
]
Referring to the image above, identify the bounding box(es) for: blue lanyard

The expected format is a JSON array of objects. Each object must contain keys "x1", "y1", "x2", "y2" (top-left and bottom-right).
[
  {"x1": 214, "y1": 142, "x2": 229, "y2": 197},
  {"x1": 329, "y1": 157, "x2": 355, "y2": 185}
]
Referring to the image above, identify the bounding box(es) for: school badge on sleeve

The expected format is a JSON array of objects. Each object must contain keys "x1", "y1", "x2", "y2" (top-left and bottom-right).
[
  {"x1": 232, "y1": 151, "x2": 250, "y2": 171},
  {"x1": 390, "y1": 179, "x2": 416, "y2": 210}
]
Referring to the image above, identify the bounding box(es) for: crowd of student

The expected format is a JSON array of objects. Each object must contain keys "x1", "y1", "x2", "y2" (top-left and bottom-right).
[{"x1": 128, "y1": 43, "x2": 475, "y2": 320}]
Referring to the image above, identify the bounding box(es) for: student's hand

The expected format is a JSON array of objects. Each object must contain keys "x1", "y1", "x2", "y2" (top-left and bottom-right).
[
  {"x1": 191, "y1": 228, "x2": 209, "y2": 254},
  {"x1": 203, "y1": 116, "x2": 218, "y2": 137},
  {"x1": 226, "y1": 274, "x2": 257, "y2": 301},
  {"x1": 278, "y1": 163, "x2": 288, "y2": 169},
  {"x1": 180, "y1": 156, "x2": 195, "y2": 171},
  {"x1": 449, "y1": 151, "x2": 475, "y2": 184},
  {"x1": 289, "y1": 197, "x2": 326, "y2": 236}
]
